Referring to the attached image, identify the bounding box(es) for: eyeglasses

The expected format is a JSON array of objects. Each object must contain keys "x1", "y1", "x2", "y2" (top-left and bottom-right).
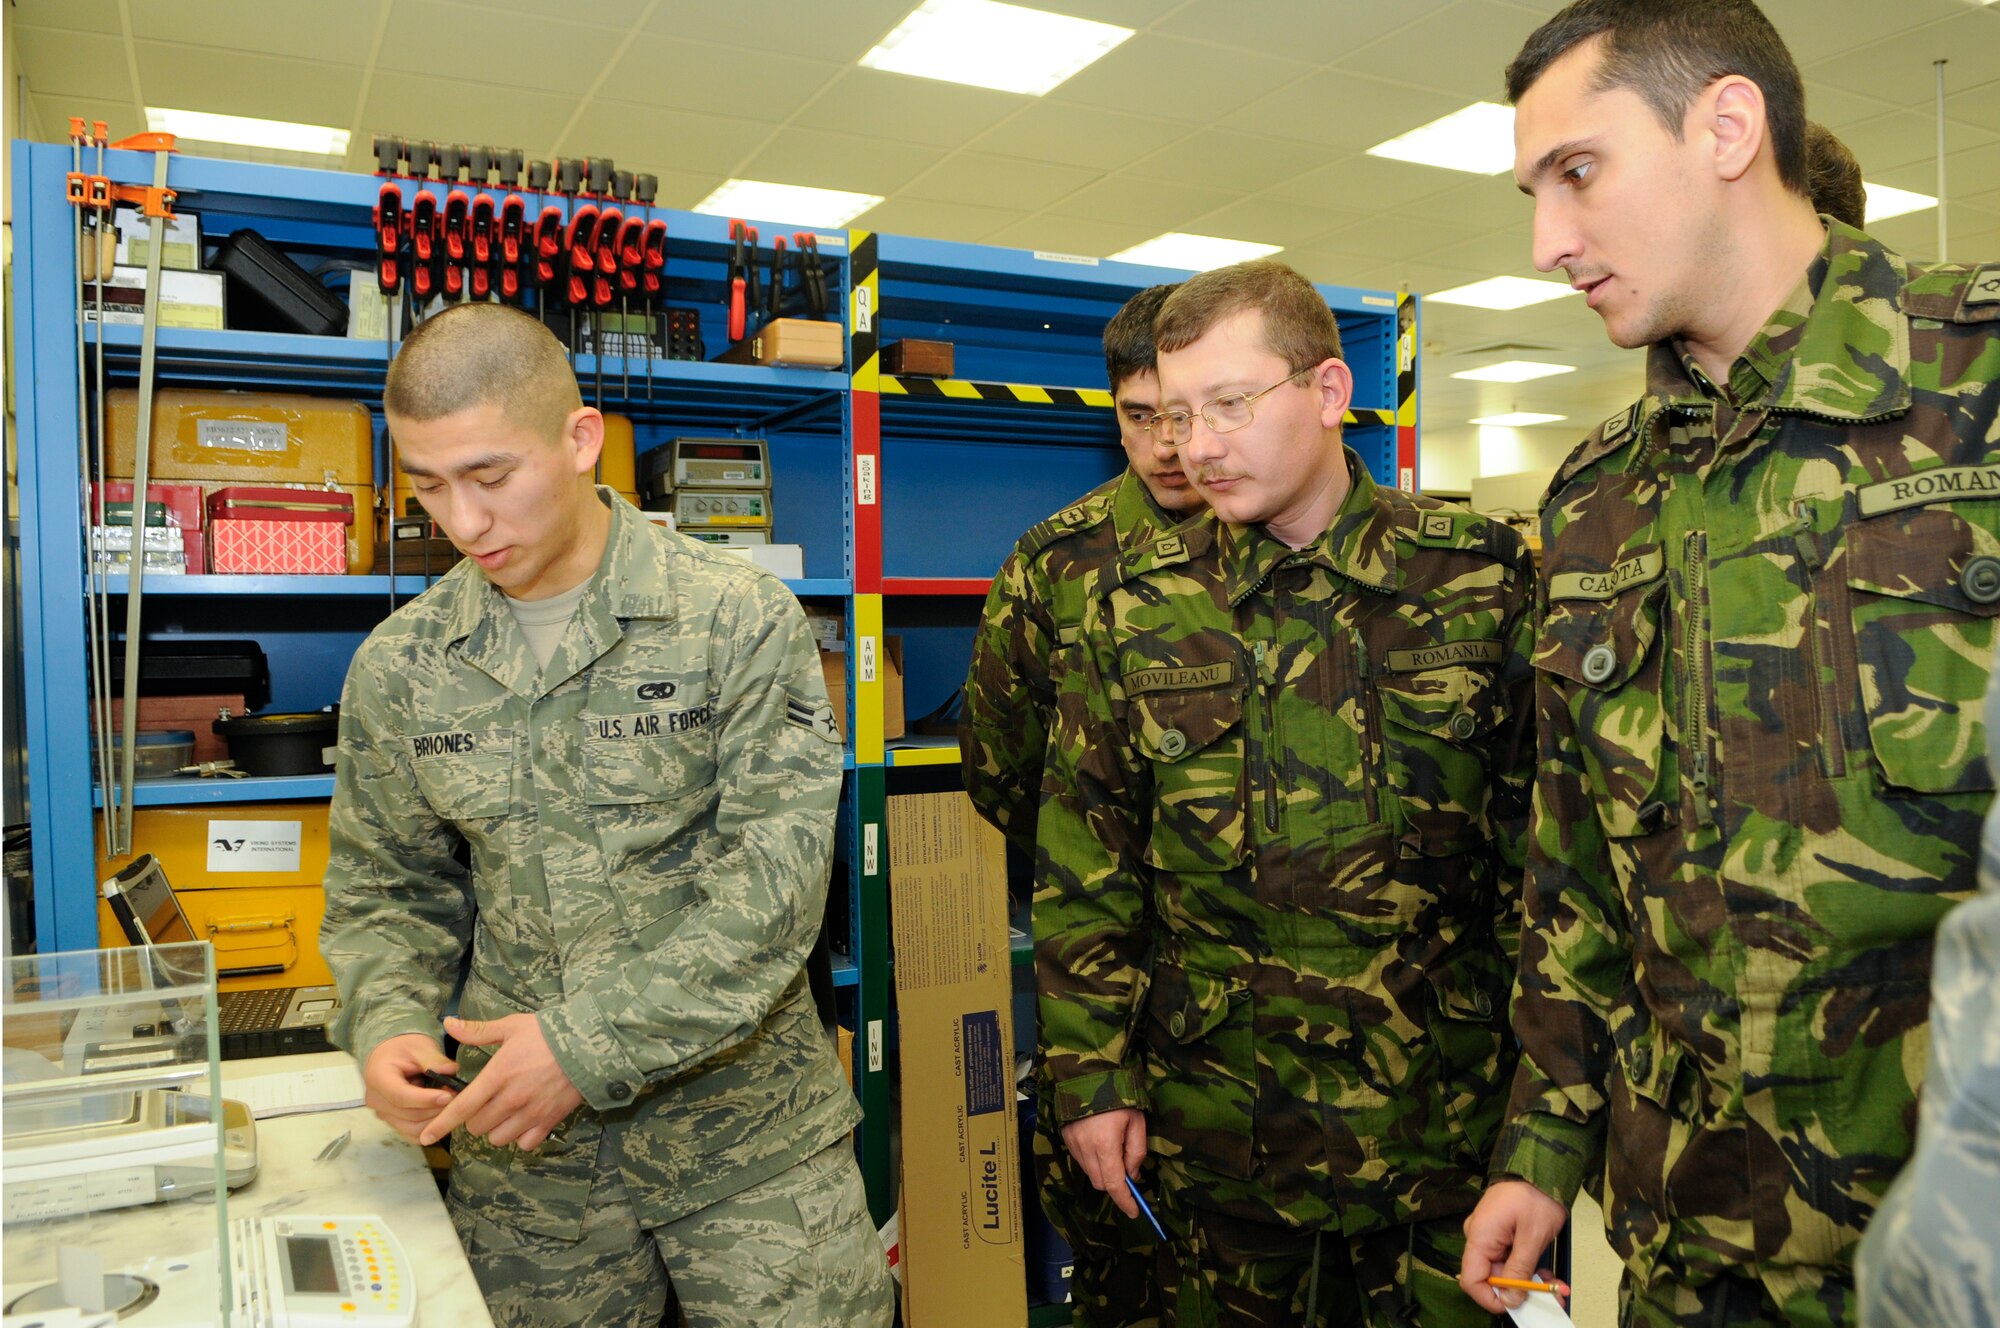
[{"x1": 1143, "y1": 369, "x2": 1312, "y2": 447}]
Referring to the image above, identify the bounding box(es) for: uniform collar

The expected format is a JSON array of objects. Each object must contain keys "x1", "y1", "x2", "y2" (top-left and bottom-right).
[
  {"x1": 1651, "y1": 220, "x2": 1913, "y2": 425},
  {"x1": 1221, "y1": 448, "x2": 1397, "y2": 605},
  {"x1": 1112, "y1": 468, "x2": 1186, "y2": 544},
  {"x1": 446, "y1": 489, "x2": 672, "y2": 697}
]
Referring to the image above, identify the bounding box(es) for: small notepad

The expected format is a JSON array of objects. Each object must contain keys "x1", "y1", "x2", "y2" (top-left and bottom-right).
[{"x1": 223, "y1": 1062, "x2": 367, "y2": 1118}]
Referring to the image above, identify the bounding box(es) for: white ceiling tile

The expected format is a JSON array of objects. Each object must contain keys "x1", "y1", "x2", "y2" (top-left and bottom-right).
[
  {"x1": 1054, "y1": 0, "x2": 1196, "y2": 28},
  {"x1": 1804, "y1": 10, "x2": 2000, "y2": 113},
  {"x1": 134, "y1": 42, "x2": 357, "y2": 126},
  {"x1": 854, "y1": 196, "x2": 1027, "y2": 245},
  {"x1": 560, "y1": 101, "x2": 777, "y2": 178},
  {"x1": 978, "y1": 215, "x2": 1156, "y2": 259},
  {"x1": 1830, "y1": 109, "x2": 1998, "y2": 178},
  {"x1": 1124, "y1": 127, "x2": 1333, "y2": 195},
  {"x1": 10, "y1": 0, "x2": 121, "y2": 35},
  {"x1": 1173, "y1": 197, "x2": 1369, "y2": 250},
  {"x1": 644, "y1": 0, "x2": 911, "y2": 62},
  {"x1": 1322, "y1": 208, "x2": 1492, "y2": 260},
  {"x1": 129, "y1": 1, "x2": 379, "y2": 66},
  {"x1": 29, "y1": 94, "x2": 139, "y2": 145},
  {"x1": 1272, "y1": 246, "x2": 1399, "y2": 291},
  {"x1": 1418, "y1": 228, "x2": 1545, "y2": 275},
  {"x1": 902, "y1": 153, "x2": 1102, "y2": 212},
  {"x1": 1802, "y1": 80, "x2": 1904, "y2": 132},
  {"x1": 1264, "y1": 152, "x2": 1462, "y2": 212},
  {"x1": 1223, "y1": 69, "x2": 1470, "y2": 155},
  {"x1": 1764, "y1": 0, "x2": 1979, "y2": 68},
  {"x1": 807, "y1": 70, "x2": 1024, "y2": 150},
  {"x1": 14, "y1": 27, "x2": 134, "y2": 102},
  {"x1": 1943, "y1": 78, "x2": 2000, "y2": 149},
  {"x1": 1045, "y1": 32, "x2": 1313, "y2": 120},
  {"x1": 468, "y1": 0, "x2": 650, "y2": 25},
  {"x1": 969, "y1": 101, "x2": 1188, "y2": 171},
  {"x1": 361, "y1": 74, "x2": 577, "y2": 161},
  {"x1": 375, "y1": 5, "x2": 626, "y2": 96},
  {"x1": 1046, "y1": 175, "x2": 1241, "y2": 229},
  {"x1": 1414, "y1": 176, "x2": 1537, "y2": 233},
  {"x1": 739, "y1": 129, "x2": 945, "y2": 194},
  {"x1": 1335, "y1": 1, "x2": 1548, "y2": 103},
  {"x1": 1155, "y1": 0, "x2": 1454, "y2": 64},
  {"x1": 603, "y1": 34, "x2": 842, "y2": 121}
]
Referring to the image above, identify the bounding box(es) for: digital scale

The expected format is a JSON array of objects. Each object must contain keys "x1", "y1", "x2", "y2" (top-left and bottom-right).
[
  {"x1": 2, "y1": 1215, "x2": 415, "y2": 1328},
  {"x1": 2, "y1": 1088, "x2": 257, "y2": 1222}
]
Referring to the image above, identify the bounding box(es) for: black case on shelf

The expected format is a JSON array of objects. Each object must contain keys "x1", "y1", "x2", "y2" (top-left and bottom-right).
[
  {"x1": 210, "y1": 228, "x2": 349, "y2": 336},
  {"x1": 109, "y1": 639, "x2": 271, "y2": 710}
]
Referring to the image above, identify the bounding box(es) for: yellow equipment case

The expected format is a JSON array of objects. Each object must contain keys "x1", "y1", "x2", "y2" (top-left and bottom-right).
[
  {"x1": 94, "y1": 800, "x2": 336, "y2": 992},
  {"x1": 106, "y1": 388, "x2": 378, "y2": 574}
]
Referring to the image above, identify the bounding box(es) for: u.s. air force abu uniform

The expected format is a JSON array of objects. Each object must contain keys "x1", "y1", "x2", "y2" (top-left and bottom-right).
[
  {"x1": 322, "y1": 490, "x2": 892, "y2": 1328},
  {"x1": 1036, "y1": 453, "x2": 1534, "y2": 1326},
  {"x1": 1494, "y1": 223, "x2": 2000, "y2": 1328},
  {"x1": 963, "y1": 469, "x2": 1186, "y2": 1328}
]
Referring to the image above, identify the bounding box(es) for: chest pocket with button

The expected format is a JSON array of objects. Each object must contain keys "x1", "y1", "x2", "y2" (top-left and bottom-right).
[
  {"x1": 1846, "y1": 505, "x2": 2000, "y2": 795},
  {"x1": 1535, "y1": 578, "x2": 1677, "y2": 838},
  {"x1": 1130, "y1": 683, "x2": 1249, "y2": 874},
  {"x1": 1375, "y1": 663, "x2": 1507, "y2": 857},
  {"x1": 581, "y1": 699, "x2": 721, "y2": 902}
]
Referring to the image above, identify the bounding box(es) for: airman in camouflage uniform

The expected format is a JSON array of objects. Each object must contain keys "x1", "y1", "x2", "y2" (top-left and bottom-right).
[
  {"x1": 964, "y1": 284, "x2": 1201, "y2": 1328},
  {"x1": 323, "y1": 304, "x2": 891, "y2": 1328},
  {"x1": 1038, "y1": 260, "x2": 1532, "y2": 1327},
  {"x1": 1462, "y1": 5, "x2": 2000, "y2": 1324},
  {"x1": 1856, "y1": 673, "x2": 2000, "y2": 1328}
]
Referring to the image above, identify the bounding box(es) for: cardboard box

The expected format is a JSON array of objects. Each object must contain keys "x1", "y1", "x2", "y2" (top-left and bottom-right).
[
  {"x1": 807, "y1": 607, "x2": 905, "y2": 744},
  {"x1": 887, "y1": 792, "x2": 1025, "y2": 1328},
  {"x1": 209, "y1": 518, "x2": 346, "y2": 574},
  {"x1": 115, "y1": 205, "x2": 204, "y2": 271}
]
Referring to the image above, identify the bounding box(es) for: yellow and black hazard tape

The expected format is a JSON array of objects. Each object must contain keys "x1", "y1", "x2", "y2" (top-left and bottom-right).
[
  {"x1": 880, "y1": 375, "x2": 1114, "y2": 408},
  {"x1": 879, "y1": 375, "x2": 1399, "y2": 429}
]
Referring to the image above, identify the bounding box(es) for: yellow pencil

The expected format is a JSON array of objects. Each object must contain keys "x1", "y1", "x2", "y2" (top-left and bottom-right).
[{"x1": 1487, "y1": 1277, "x2": 1563, "y2": 1293}]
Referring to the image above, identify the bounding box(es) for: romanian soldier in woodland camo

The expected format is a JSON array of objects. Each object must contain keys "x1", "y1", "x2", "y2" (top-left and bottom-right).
[
  {"x1": 1460, "y1": 4, "x2": 2000, "y2": 1326},
  {"x1": 962, "y1": 282, "x2": 1203, "y2": 1328},
  {"x1": 1037, "y1": 259, "x2": 1534, "y2": 1327},
  {"x1": 322, "y1": 304, "x2": 891, "y2": 1328}
]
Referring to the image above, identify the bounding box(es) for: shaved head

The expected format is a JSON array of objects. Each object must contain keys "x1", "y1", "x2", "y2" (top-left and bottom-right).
[{"x1": 385, "y1": 303, "x2": 581, "y2": 443}]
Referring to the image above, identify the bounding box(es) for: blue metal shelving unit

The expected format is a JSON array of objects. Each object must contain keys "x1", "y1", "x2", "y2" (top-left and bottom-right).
[{"x1": 8, "y1": 141, "x2": 1416, "y2": 1253}]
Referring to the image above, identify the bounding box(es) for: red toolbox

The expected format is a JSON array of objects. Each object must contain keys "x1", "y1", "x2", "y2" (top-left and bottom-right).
[{"x1": 206, "y1": 487, "x2": 353, "y2": 575}]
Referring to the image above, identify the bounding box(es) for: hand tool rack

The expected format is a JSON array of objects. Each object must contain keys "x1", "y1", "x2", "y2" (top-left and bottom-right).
[{"x1": 10, "y1": 149, "x2": 1418, "y2": 1303}]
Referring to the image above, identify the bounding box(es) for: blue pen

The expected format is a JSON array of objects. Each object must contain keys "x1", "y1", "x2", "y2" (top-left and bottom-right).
[{"x1": 1125, "y1": 1176, "x2": 1169, "y2": 1241}]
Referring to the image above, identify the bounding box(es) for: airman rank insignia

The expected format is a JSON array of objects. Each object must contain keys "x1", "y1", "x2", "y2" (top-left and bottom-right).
[{"x1": 787, "y1": 691, "x2": 843, "y2": 743}]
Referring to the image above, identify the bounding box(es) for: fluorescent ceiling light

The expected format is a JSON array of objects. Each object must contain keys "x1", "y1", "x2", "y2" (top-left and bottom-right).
[
  {"x1": 1470, "y1": 411, "x2": 1568, "y2": 426},
  {"x1": 1428, "y1": 275, "x2": 1578, "y2": 310},
  {"x1": 859, "y1": 0, "x2": 1135, "y2": 96},
  {"x1": 1452, "y1": 360, "x2": 1576, "y2": 383},
  {"x1": 146, "y1": 108, "x2": 349, "y2": 156},
  {"x1": 1366, "y1": 102, "x2": 1516, "y2": 175},
  {"x1": 692, "y1": 179, "x2": 884, "y2": 228},
  {"x1": 1107, "y1": 233, "x2": 1283, "y2": 271},
  {"x1": 1863, "y1": 181, "x2": 1938, "y2": 222}
]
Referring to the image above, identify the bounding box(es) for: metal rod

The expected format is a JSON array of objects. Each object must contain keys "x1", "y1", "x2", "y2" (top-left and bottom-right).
[
  {"x1": 117, "y1": 147, "x2": 174, "y2": 856},
  {"x1": 1934, "y1": 60, "x2": 1948, "y2": 262},
  {"x1": 91, "y1": 129, "x2": 115, "y2": 856}
]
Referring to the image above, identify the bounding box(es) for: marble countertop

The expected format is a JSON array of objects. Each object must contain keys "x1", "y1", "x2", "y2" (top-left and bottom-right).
[{"x1": 3, "y1": 1050, "x2": 492, "y2": 1327}]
